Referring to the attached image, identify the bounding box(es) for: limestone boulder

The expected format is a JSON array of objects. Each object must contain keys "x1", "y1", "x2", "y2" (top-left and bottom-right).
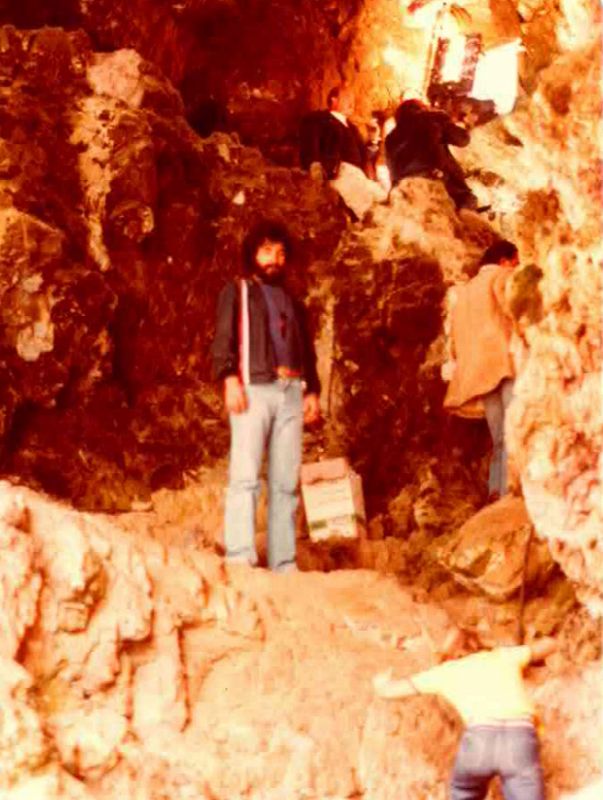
[{"x1": 434, "y1": 495, "x2": 557, "y2": 601}]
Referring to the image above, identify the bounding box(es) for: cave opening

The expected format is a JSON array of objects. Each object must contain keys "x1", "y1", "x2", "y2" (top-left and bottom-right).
[{"x1": 0, "y1": 2, "x2": 600, "y2": 798}]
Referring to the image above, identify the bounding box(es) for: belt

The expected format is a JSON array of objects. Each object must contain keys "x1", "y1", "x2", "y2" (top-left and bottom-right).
[
  {"x1": 275, "y1": 366, "x2": 301, "y2": 379},
  {"x1": 467, "y1": 717, "x2": 535, "y2": 729}
]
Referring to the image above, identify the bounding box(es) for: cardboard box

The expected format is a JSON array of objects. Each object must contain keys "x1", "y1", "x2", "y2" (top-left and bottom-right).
[{"x1": 300, "y1": 458, "x2": 366, "y2": 543}]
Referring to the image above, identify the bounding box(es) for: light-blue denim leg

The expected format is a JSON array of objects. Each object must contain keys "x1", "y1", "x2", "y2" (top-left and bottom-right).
[
  {"x1": 267, "y1": 380, "x2": 303, "y2": 572},
  {"x1": 483, "y1": 378, "x2": 515, "y2": 496},
  {"x1": 223, "y1": 384, "x2": 274, "y2": 565}
]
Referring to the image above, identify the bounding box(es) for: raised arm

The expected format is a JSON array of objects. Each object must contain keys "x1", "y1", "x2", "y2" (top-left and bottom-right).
[
  {"x1": 373, "y1": 669, "x2": 418, "y2": 700},
  {"x1": 443, "y1": 118, "x2": 470, "y2": 148},
  {"x1": 528, "y1": 637, "x2": 557, "y2": 663}
]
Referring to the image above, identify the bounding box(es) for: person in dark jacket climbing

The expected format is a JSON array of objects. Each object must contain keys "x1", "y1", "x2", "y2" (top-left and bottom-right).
[
  {"x1": 211, "y1": 220, "x2": 320, "y2": 573},
  {"x1": 385, "y1": 99, "x2": 477, "y2": 209},
  {"x1": 299, "y1": 85, "x2": 367, "y2": 179}
]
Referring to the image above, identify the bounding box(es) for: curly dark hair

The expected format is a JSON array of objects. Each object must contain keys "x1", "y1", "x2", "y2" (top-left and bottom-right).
[
  {"x1": 394, "y1": 99, "x2": 425, "y2": 125},
  {"x1": 480, "y1": 240, "x2": 518, "y2": 266},
  {"x1": 241, "y1": 219, "x2": 294, "y2": 275}
]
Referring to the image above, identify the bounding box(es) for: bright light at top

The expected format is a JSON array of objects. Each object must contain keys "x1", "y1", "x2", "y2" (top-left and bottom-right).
[
  {"x1": 440, "y1": 34, "x2": 467, "y2": 82},
  {"x1": 383, "y1": 44, "x2": 408, "y2": 75},
  {"x1": 404, "y1": 1, "x2": 445, "y2": 29},
  {"x1": 471, "y1": 39, "x2": 521, "y2": 115},
  {"x1": 390, "y1": 1, "x2": 521, "y2": 116}
]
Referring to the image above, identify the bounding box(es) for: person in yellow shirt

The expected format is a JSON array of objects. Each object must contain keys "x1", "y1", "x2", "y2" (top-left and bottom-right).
[{"x1": 373, "y1": 634, "x2": 556, "y2": 800}]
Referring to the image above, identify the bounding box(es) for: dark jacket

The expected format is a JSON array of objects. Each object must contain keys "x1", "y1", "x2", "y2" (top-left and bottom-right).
[
  {"x1": 299, "y1": 110, "x2": 366, "y2": 179},
  {"x1": 211, "y1": 279, "x2": 321, "y2": 394},
  {"x1": 385, "y1": 102, "x2": 470, "y2": 187}
]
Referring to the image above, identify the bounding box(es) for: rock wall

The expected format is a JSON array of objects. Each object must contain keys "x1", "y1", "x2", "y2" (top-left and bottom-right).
[
  {"x1": 1, "y1": 13, "x2": 601, "y2": 607},
  {"x1": 454, "y1": 5, "x2": 603, "y2": 614},
  {"x1": 0, "y1": 480, "x2": 600, "y2": 799},
  {"x1": 3, "y1": 1, "x2": 595, "y2": 161},
  {"x1": 324, "y1": 179, "x2": 497, "y2": 527},
  {"x1": 0, "y1": 26, "x2": 346, "y2": 509},
  {"x1": 0, "y1": 24, "x2": 498, "y2": 528},
  {"x1": 1, "y1": 1, "x2": 363, "y2": 162},
  {"x1": 0, "y1": 6, "x2": 601, "y2": 797}
]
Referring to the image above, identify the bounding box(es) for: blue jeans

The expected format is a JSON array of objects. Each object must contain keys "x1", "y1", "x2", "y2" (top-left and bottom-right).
[
  {"x1": 450, "y1": 724, "x2": 545, "y2": 800},
  {"x1": 483, "y1": 378, "x2": 515, "y2": 496},
  {"x1": 224, "y1": 379, "x2": 303, "y2": 572}
]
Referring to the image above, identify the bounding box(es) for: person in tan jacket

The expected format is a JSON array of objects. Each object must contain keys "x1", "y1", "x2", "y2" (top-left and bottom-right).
[{"x1": 443, "y1": 240, "x2": 519, "y2": 500}]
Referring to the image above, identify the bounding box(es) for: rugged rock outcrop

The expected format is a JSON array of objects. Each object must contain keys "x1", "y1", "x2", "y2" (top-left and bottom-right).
[
  {"x1": 0, "y1": 480, "x2": 600, "y2": 799},
  {"x1": 1, "y1": 1, "x2": 363, "y2": 162},
  {"x1": 6, "y1": 1, "x2": 593, "y2": 155},
  {"x1": 0, "y1": 27, "x2": 346, "y2": 509},
  {"x1": 1, "y1": 13, "x2": 601, "y2": 608},
  {"x1": 433, "y1": 495, "x2": 556, "y2": 601},
  {"x1": 454, "y1": 8, "x2": 603, "y2": 614},
  {"x1": 0, "y1": 24, "x2": 498, "y2": 527},
  {"x1": 324, "y1": 178, "x2": 496, "y2": 522},
  {"x1": 0, "y1": 3, "x2": 601, "y2": 796}
]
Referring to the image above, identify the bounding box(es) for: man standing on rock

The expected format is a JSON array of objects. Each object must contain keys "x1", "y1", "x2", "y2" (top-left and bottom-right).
[
  {"x1": 384, "y1": 98, "x2": 478, "y2": 210},
  {"x1": 299, "y1": 85, "x2": 387, "y2": 218},
  {"x1": 373, "y1": 632, "x2": 556, "y2": 800},
  {"x1": 211, "y1": 220, "x2": 321, "y2": 572},
  {"x1": 442, "y1": 240, "x2": 520, "y2": 501},
  {"x1": 299, "y1": 85, "x2": 367, "y2": 180}
]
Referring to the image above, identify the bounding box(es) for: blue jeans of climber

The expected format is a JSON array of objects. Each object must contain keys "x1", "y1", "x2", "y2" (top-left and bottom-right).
[
  {"x1": 223, "y1": 379, "x2": 303, "y2": 572},
  {"x1": 450, "y1": 723, "x2": 545, "y2": 800},
  {"x1": 483, "y1": 378, "x2": 515, "y2": 498}
]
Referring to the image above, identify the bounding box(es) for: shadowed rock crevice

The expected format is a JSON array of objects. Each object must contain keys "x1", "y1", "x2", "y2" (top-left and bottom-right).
[{"x1": 330, "y1": 253, "x2": 447, "y2": 503}]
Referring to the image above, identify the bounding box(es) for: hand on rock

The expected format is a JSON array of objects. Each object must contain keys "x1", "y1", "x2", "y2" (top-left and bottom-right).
[
  {"x1": 303, "y1": 393, "x2": 321, "y2": 425},
  {"x1": 372, "y1": 668, "x2": 394, "y2": 698}
]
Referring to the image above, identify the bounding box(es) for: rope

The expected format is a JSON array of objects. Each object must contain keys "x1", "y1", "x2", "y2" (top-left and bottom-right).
[{"x1": 517, "y1": 524, "x2": 535, "y2": 645}]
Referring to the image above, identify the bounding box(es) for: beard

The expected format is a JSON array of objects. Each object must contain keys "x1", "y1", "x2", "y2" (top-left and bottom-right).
[{"x1": 254, "y1": 264, "x2": 286, "y2": 285}]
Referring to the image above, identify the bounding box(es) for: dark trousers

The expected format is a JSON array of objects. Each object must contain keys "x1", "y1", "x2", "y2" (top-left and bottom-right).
[
  {"x1": 439, "y1": 149, "x2": 475, "y2": 208},
  {"x1": 450, "y1": 724, "x2": 545, "y2": 800}
]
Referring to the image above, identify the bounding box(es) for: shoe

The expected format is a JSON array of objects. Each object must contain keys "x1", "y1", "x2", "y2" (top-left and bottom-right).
[
  {"x1": 225, "y1": 553, "x2": 258, "y2": 568},
  {"x1": 456, "y1": 193, "x2": 478, "y2": 211},
  {"x1": 274, "y1": 562, "x2": 298, "y2": 574}
]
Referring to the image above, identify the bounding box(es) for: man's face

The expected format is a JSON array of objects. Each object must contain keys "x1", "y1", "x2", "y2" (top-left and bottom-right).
[
  {"x1": 254, "y1": 239, "x2": 286, "y2": 279},
  {"x1": 338, "y1": 89, "x2": 355, "y2": 116},
  {"x1": 331, "y1": 88, "x2": 354, "y2": 116}
]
